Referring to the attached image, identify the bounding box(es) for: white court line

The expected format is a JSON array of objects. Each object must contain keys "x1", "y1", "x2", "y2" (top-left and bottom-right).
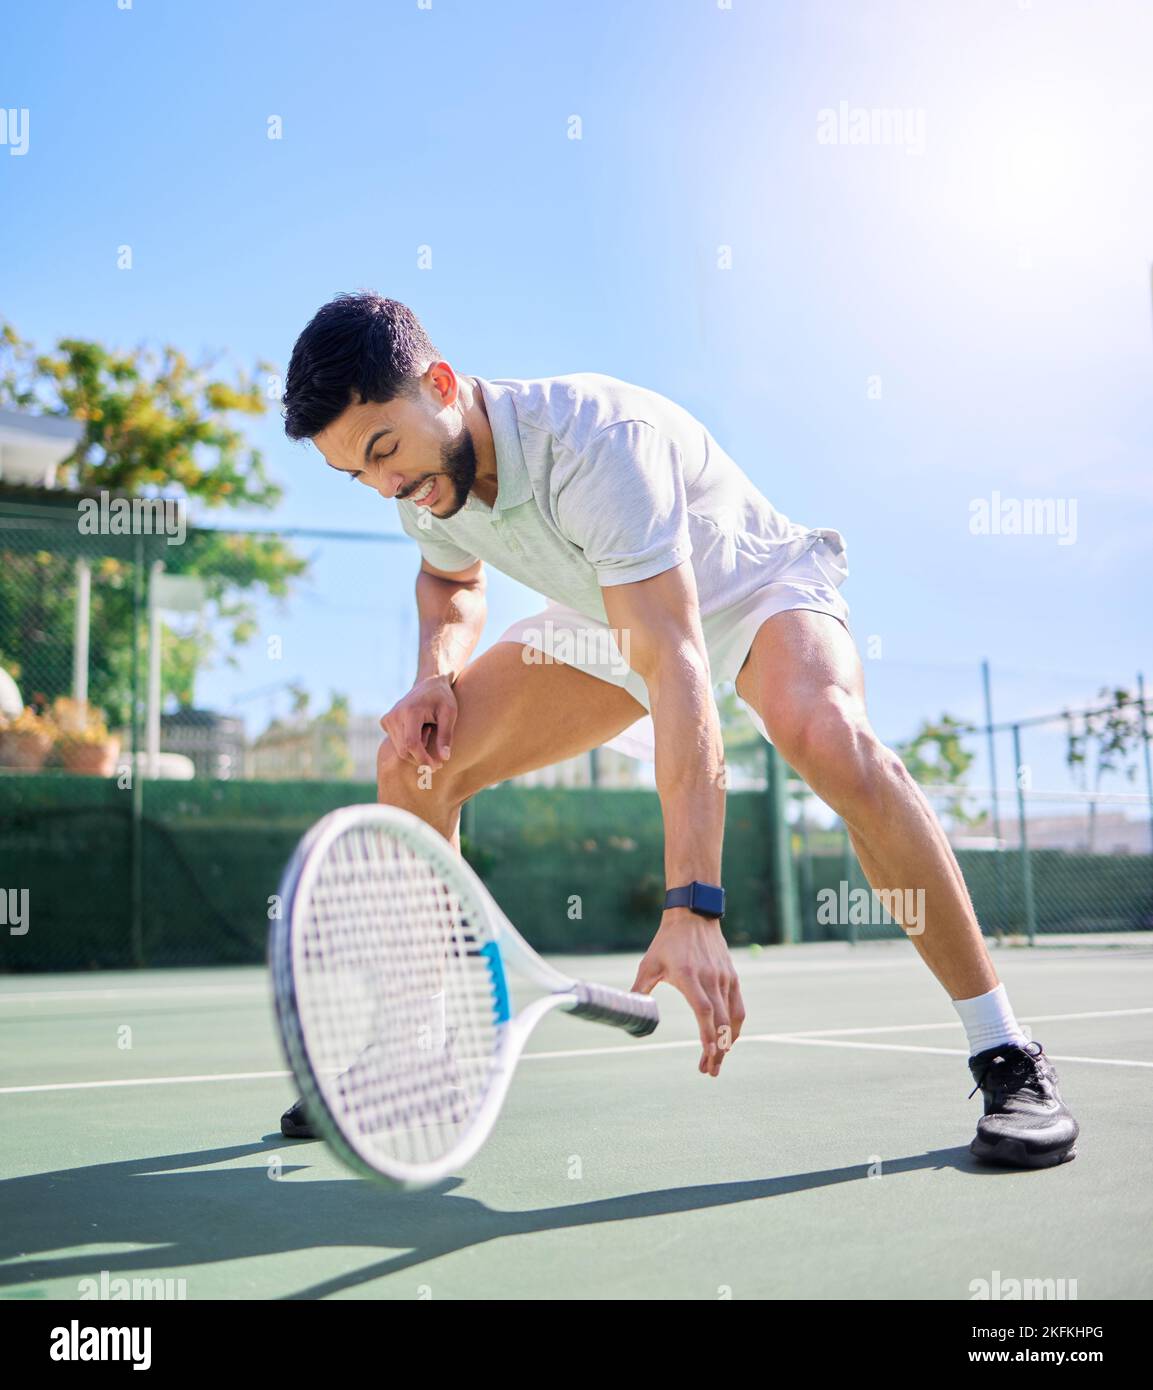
[
  {"x1": 525, "y1": 1035, "x2": 1153, "y2": 1068},
  {"x1": 0, "y1": 985, "x2": 267, "y2": 1006},
  {"x1": 2, "y1": 957, "x2": 1150, "y2": 1006},
  {"x1": 744, "y1": 1037, "x2": 1153, "y2": 1067},
  {"x1": 2, "y1": 1003, "x2": 1151, "y2": 1093},
  {"x1": 3, "y1": 1040, "x2": 1149, "y2": 1094},
  {"x1": 0, "y1": 1070, "x2": 290, "y2": 1095},
  {"x1": 773, "y1": 1006, "x2": 1153, "y2": 1038}
]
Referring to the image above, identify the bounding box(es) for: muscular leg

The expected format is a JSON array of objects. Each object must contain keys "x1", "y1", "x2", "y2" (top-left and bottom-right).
[
  {"x1": 736, "y1": 611, "x2": 997, "y2": 1000},
  {"x1": 377, "y1": 641, "x2": 647, "y2": 848}
]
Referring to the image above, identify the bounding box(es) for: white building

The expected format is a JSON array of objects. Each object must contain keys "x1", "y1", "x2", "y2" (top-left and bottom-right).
[{"x1": 0, "y1": 408, "x2": 83, "y2": 488}]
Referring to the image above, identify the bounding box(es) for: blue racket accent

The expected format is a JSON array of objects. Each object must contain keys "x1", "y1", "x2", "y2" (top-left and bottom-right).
[{"x1": 479, "y1": 941, "x2": 511, "y2": 1023}]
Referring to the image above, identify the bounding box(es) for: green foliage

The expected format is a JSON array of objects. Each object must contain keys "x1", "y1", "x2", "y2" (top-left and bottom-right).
[
  {"x1": 148, "y1": 529, "x2": 308, "y2": 710},
  {"x1": 1064, "y1": 687, "x2": 1144, "y2": 853},
  {"x1": 0, "y1": 547, "x2": 136, "y2": 724},
  {"x1": 895, "y1": 713, "x2": 983, "y2": 828},
  {"x1": 0, "y1": 322, "x2": 280, "y2": 507},
  {"x1": 1065, "y1": 687, "x2": 1142, "y2": 789},
  {"x1": 0, "y1": 321, "x2": 308, "y2": 727},
  {"x1": 311, "y1": 691, "x2": 353, "y2": 780},
  {"x1": 253, "y1": 691, "x2": 353, "y2": 780}
]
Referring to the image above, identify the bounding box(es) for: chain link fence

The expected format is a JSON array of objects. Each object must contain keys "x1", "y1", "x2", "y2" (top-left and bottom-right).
[
  {"x1": 2, "y1": 494, "x2": 1150, "y2": 969},
  {"x1": 0, "y1": 491, "x2": 412, "y2": 783},
  {"x1": 0, "y1": 494, "x2": 779, "y2": 969},
  {"x1": 788, "y1": 701, "x2": 1153, "y2": 943}
]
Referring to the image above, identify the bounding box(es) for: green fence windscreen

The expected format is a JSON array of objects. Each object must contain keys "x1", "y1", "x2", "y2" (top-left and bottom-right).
[{"x1": 0, "y1": 775, "x2": 778, "y2": 972}]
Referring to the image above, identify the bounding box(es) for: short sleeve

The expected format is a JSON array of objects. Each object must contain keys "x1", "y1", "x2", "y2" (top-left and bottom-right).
[
  {"x1": 553, "y1": 420, "x2": 692, "y2": 586},
  {"x1": 396, "y1": 500, "x2": 480, "y2": 574}
]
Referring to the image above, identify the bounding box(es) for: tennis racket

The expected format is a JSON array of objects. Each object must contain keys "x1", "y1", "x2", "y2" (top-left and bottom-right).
[{"x1": 270, "y1": 803, "x2": 659, "y2": 1190}]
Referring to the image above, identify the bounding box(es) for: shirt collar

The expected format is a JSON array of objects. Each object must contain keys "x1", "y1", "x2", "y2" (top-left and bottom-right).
[{"x1": 471, "y1": 377, "x2": 533, "y2": 516}]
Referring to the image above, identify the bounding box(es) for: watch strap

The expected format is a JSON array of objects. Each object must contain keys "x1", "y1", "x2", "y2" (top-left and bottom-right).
[{"x1": 664, "y1": 881, "x2": 726, "y2": 919}]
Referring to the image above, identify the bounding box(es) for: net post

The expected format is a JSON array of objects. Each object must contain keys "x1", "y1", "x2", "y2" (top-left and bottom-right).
[
  {"x1": 1137, "y1": 673, "x2": 1153, "y2": 860},
  {"x1": 1011, "y1": 722, "x2": 1037, "y2": 946},
  {"x1": 842, "y1": 820, "x2": 857, "y2": 946},
  {"x1": 72, "y1": 557, "x2": 91, "y2": 706},
  {"x1": 129, "y1": 534, "x2": 145, "y2": 969},
  {"x1": 982, "y1": 659, "x2": 1008, "y2": 938},
  {"x1": 766, "y1": 742, "x2": 799, "y2": 945},
  {"x1": 796, "y1": 789, "x2": 813, "y2": 942}
]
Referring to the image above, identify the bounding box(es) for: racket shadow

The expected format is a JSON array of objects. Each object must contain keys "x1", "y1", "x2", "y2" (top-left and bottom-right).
[
  {"x1": 277, "y1": 1142, "x2": 982, "y2": 1300},
  {"x1": 0, "y1": 1139, "x2": 980, "y2": 1299}
]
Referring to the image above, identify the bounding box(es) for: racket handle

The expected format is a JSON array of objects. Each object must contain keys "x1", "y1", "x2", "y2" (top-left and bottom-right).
[{"x1": 570, "y1": 982, "x2": 659, "y2": 1038}]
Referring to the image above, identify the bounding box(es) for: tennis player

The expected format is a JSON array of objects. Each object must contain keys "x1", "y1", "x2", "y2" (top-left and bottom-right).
[{"x1": 277, "y1": 292, "x2": 1078, "y2": 1170}]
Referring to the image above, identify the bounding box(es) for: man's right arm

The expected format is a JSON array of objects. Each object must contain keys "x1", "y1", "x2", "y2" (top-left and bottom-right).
[
  {"x1": 415, "y1": 557, "x2": 487, "y2": 684},
  {"x1": 380, "y1": 559, "x2": 486, "y2": 769}
]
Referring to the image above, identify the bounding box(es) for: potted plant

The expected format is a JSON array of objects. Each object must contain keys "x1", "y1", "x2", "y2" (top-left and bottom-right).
[
  {"x1": 0, "y1": 706, "x2": 54, "y2": 772},
  {"x1": 51, "y1": 698, "x2": 121, "y2": 777}
]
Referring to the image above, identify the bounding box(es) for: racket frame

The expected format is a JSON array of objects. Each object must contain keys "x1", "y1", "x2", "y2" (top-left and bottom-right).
[{"x1": 271, "y1": 803, "x2": 657, "y2": 1190}]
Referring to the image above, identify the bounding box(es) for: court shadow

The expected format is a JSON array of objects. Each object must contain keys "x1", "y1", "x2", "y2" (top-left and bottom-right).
[{"x1": 0, "y1": 1138, "x2": 984, "y2": 1299}]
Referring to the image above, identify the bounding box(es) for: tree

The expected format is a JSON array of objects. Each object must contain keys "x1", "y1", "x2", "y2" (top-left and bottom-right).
[
  {"x1": 1065, "y1": 688, "x2": 1142, "y2": 852},
  {"x1": 251, "y1": 690, "x2": 353, "y2": 780},
  {"x1": 0, "y1": 322, "x2": 280, "y2": 505},
  {"x1": 895, "y1": 714, "x2": 983, "y2": 830},
  {"x1": 0, "y1": 322, "x2": 307, "y2": 727}
]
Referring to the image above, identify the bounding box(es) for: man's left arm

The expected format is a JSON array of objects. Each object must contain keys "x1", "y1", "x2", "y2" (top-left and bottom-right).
[{"x1": 601, "y1": 563, "x2": 745, "y2": 1077}]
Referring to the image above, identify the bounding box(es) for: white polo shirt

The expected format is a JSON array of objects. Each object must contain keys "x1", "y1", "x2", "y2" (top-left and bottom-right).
[{"x1": 396, "y1": 373, "x2": 845, "y2": 622}]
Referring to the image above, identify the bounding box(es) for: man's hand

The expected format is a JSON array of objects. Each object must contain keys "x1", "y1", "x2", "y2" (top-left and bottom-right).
[
  {"x1": 632, "y1": 910, "x2": 746, "y2": 1076},
  {"x1": 380, "y1": 674, "x2": 457, "y2": 771}
]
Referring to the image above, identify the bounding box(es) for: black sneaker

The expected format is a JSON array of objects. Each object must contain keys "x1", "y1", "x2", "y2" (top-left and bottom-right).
[
  {"x1": 280, "y1": 1097, "x2": 316, "y2": 1139},
  {"x1": 967, "y1": 1041, "x2": 1078, "y2": 1168}
]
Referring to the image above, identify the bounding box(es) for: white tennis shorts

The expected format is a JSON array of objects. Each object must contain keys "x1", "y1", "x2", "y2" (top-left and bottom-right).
[{"x1": 494, "y1": 535, "x2": 851, "y2": 760}]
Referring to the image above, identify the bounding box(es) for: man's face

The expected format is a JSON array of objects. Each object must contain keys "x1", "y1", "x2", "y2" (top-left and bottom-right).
[{"x1": 314, "y1": 366, "x2": 477, "y2": 519}]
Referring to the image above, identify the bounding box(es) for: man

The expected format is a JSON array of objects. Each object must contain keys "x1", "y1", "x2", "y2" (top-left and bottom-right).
[{"x1": 278, "y1": 292, "x2": 1078, "y2": 1169}]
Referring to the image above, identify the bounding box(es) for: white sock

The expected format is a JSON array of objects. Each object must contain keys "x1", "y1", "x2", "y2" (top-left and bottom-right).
[{"x1": 953, "y1": 983, "x2": 1028, "y2": 1056}]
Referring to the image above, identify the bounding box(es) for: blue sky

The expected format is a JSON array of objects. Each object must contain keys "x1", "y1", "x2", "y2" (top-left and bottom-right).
[{"x1": 2, "y1": 0, "x2": 1150, "y2": 793}]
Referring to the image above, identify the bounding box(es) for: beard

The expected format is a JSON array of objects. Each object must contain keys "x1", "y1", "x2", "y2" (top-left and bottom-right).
[{"x1": 428, "y1": 427, "x2": 478, "y2": 518}]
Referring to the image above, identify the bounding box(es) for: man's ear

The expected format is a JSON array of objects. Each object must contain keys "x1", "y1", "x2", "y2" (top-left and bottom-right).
[{"x1": 425, "y1": 361, "x2": 458, "y2": 408}]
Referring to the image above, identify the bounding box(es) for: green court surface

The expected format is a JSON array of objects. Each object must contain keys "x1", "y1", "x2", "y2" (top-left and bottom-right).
[{"x1": 2, "y1": 939, "x2": 1151, "y2": 1301}]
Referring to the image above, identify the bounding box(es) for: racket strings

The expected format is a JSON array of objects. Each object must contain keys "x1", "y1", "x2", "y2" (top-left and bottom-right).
[{"x1": 296, "y1": 824, "x2": 503, "y2": 1168}]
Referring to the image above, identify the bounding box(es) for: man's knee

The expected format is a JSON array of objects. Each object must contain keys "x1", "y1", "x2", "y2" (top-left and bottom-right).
[
  {"x1": 770, "y1": 694, "x2": 907, "y2": 816},
  {"x1": 376, "y1": 737, "x2": 466, "y2": 811}
]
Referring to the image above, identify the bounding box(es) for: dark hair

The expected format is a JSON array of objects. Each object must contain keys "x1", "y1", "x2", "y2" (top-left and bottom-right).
[{"x1": 283, "y1": 293, "x2": 439, "y2": 440}]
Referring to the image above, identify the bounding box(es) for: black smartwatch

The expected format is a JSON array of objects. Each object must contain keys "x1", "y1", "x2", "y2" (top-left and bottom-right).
[{"x1": 664, "y1": 881, "x2": 726, "y2": 920}]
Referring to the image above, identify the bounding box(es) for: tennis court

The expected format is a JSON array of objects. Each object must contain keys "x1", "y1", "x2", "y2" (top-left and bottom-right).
[{"x1": 3, "y1": 936, "x2": 1150, "y2": 1301}]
